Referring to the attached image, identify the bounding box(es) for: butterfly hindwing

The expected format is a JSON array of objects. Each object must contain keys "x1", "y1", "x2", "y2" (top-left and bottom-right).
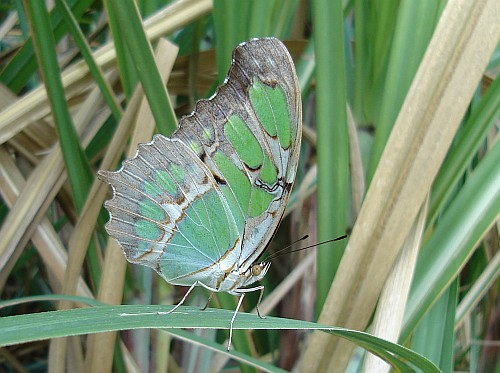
[{"x1": 98, "y1": 137, "x2": 241, "y2": 286}]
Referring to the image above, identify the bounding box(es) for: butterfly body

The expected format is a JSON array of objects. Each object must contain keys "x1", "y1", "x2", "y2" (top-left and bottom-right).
[{"x1": 98, "y1": 37, "x2": 301, "y2": 348}]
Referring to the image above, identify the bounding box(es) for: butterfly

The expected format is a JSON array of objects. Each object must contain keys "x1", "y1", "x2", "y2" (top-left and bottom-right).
[{"x1": 98, "y1": 37, "x2": 302, "y2": 349}]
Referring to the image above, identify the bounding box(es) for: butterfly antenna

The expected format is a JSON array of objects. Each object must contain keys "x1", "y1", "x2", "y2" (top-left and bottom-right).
[
  {"x1": 263, "y1": 235, "x2": 309, "y2": 261},
  {"x1": 265, "y1": 234, "x2": 348, "y2": 261}
]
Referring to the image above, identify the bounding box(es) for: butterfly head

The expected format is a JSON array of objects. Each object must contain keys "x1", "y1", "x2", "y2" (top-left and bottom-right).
[{"x1": 245, "y1": 261, "x2": 271, "y2": 286}]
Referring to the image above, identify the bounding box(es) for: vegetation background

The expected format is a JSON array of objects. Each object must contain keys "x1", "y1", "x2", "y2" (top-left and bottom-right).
[{"x1": 0, "y1": 0, "x2": 498, "y2": 372}]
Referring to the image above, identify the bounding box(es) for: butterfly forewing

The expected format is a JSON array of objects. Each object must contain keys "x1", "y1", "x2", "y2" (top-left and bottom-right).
[{"x1": 173, "y1": 38, "x2": 302, "y2": 274}]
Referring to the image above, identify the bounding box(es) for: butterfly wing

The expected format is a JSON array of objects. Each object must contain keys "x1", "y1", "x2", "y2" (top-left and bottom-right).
[{"x1": 99, "y1": 38, "x2": 301, "y2": 288}]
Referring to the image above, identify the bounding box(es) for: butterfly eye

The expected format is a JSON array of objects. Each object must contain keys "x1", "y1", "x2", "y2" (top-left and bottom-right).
[{"x1": 251, "y1": 264, "x2": 263, "y2": 276}]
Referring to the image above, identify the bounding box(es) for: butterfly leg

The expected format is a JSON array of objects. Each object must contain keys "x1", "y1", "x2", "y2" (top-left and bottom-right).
[
  {"x1": 235, "y1": 285, "x2": 266, "y2": 318},
  {"x1": 225, "y1": 285, "x2": 266, "y2": 350},
  {"x1": 228, "y1": 293, "x2": 246, "y2": 351},
  {"x1": 165, "y1": 281, "x2": 219, "y2": 314},
  {"x1": 255, "y1": 285, "x2": 266, "y2": 319},
  {"x1": 201, "y1": 292, "x2": 214, "y2": 311},
  {"x1": 165, "y1": 281, "x2": 199, "y2": 314}
]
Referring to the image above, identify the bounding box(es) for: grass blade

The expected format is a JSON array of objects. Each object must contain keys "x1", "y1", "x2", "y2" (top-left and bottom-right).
[{"x1": 23, "y1": 0, "x2": 93, "y2": 212}]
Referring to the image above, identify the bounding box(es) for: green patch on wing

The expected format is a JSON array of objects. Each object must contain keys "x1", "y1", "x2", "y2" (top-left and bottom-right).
[
  {"x1": 168, "y1": 164, "x2": 185, "y2": 183},
  {"x1": 249, "y1": 187, "x2": 274, "y2": 217},
  {"x1": 135, "y1": 219, "x2": 161, "y2": 240},
  {"x1": 139, "y1": 199, "x2": 166, "y2": 221},
  {"x1": 249, "y1": 79, "x2": 292, "y2": 149},
  {"x1": 219, "y1": 185, "x2": 245, "y2": 232},
  {"x1": 224, "y1": 115, "x2": 263, "y2": 169},
  {"x1": 260, "y1": 155, "x2": 277, "y2": 185},
  {"x1": 187, "y1": 140, "x2": 201, "y2": 154},
  {"x1": 214, "y1": 151, "x2": 250, "y2": 213},
  {"x1": 143, "y1": 180, "x2": 162, "y2": 197},
  {"x1": 178, "y1": 190, "x2": 233, "y2": 257},
  {"x1": 214, "y1": 151, "x2": 274, "y2": 219},
  {"x1": 202, "y1": 127, "x2": 213, "y2": 141},
  {"x1": 154, "y1": 169, "x2": 178, "y2": 196}
]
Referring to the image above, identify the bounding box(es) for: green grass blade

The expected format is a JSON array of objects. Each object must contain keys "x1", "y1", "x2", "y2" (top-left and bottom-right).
[
  {"x1": 104, "y1": 0, "x2": 138, "y2": 100},
  {"x1": 272, "y1": 0, "x2": 300, "y2": 37},
  {"x1": 0, "y1": 0, "x2": 95, "y2": 93},
  {"x1": 55, "y1": 0, "x2": 122, "y2": 121},
  {"x1": 23, "y1": 0, "x2": 93, "y2": 212},
  {"x1": 213, "y1": 0, "x2": 250, "y2": 80},
  {"x1": 455, "y1": 250, "x2": 500, "y2": 328},
  {"x1": 170, "y1": 329, "x2": 287, "y2": 373},
  {"x1": 440, "y1": 280, "x2": 458, "y2": 372},
  {"x1": 402, "y1": 140, "x2": 500, "y2": 341},
  {"x1": 296, "y1": 39, "x2": 316, "y2": 101},
  {"x1": 352, "y1": 0, "x2": 397, "y2": 125},
  {"x1": 247, "y1": 0, "x2": 275, "y2": 37},
  {"x1": 107, "y1": 0, "x2": 177, "y2": 135},
  {"x1": 213, "y1": 0, "x2": 298, "y2": 80},
  {"x1": 367, "y1": 1, "x2": 443, "y2": 179},
  {"x1": 0, "y1": 304, "x2": 440, "y2": 372},
  {"x1": 429, "y1": 76, "x2": 500, "y2": 226},
  {"x1": 312, "y1": 0, "x2": 349, "y2": 311},
  {"x1": 22, "y1": 1, "x2": 104, "y2": 290},
  {"x1": 0, "y1": 294, "x2": 105, "y2": 309},
  {"x1": 411, "y1": 279, "x2": 458, "y2": 372}
]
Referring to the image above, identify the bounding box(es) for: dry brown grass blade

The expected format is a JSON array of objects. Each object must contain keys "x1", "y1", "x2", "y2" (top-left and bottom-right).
[
  {"x1": 362, "y1": 197, "x2": 429, "y2": 373},
  {"x1": 0, "y1": 88, "x2": 55, "y2": 290},
  {"x1": 347, "y1": 104, "x2": 365, "y2": 217},
  {"x1": 84, "y1": 38, "x2": 179, "y2": 373},
  {"x1": 0, "y1": 83, "x2": 112, "y2": 274},
  {"x1": 0, "y1": 146, "x2": 92, "y2": 297},
  {"x1": 0, "y1": 70, "x2": 98, "y2": 145},
  {"x1": 0, "y1": 85, "x2": 56, "y2": 160},
  {"x1": 0, "y1": 0, "x2": 211, "y2": 145},
  {"x1": 0, "y1": 12, "x2": 18, "y2": 41},
  {"x1": 300, "y1": 0, "x2": 500, "y2": 371}
]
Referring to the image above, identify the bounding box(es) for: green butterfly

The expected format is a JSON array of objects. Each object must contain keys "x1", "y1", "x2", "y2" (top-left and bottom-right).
[{"x1": 98, "y1": 37, "x2": 302, "y2": 349}]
